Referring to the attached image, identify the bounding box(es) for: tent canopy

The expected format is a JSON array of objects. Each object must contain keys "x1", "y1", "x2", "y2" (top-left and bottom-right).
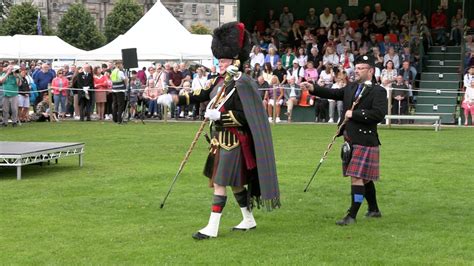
[
  {"x1": 76, "y1": 0, "x2": 213, "y2": 61},
  {"x1": 0, "y1": 35, "x2": 85, "y2": 60}
]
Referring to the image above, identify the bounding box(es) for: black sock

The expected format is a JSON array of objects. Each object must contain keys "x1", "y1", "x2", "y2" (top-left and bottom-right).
[
  {"x1": 364, "y1": 181, "x2": 379, "y2": 212},
  {"x1": 211, "y1": 195, "x2": 227, "y2": 213},
  {"x1": 349, "y1": 185, "x2": 365, "y2": 219},
  {"x1": 234, "y1": 189, "x2": 248, "y2": 208}
]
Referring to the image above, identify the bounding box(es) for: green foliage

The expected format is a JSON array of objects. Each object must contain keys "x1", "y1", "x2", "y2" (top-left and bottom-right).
[
  {"x1": 57, "y1": 3, "x2": 105, "y2": 51},
  {"x1": 104, "y1": 0, "x2": 142, "y2": 43},
  {"x1": 0, "y1": 2, "x2": 50, "y2": 35},
  {"x1": 1, "y1": 122, "x2": 474, "y2": 264},
  {"x1": 190, "y1": 23, "x2": 211, "y2": 35}
]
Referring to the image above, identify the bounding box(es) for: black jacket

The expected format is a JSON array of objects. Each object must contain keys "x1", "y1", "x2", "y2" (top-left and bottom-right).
[
  {"x1": 310, "y1": 82, "x2": 387, "y2": 146},
  {"x1": 77, "y1": 72, "x2": 94, "y2": 99}
]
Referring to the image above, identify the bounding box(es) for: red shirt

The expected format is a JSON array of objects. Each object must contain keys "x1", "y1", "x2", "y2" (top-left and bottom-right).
[{"x1": 431, "y1": 12, "x2": 447, "y2": 29}]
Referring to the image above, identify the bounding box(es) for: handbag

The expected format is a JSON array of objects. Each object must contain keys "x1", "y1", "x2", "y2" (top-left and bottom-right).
[{"x1": 341, "y1": 141, "x2": 353, "y2": 166}]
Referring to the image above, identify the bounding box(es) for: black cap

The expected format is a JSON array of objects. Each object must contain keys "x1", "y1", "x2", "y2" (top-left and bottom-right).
[{"x1": 355, "y1": 55, "x2": 375, "y2": 67}]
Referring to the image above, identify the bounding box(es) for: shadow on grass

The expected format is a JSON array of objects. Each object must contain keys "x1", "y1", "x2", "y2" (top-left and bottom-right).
[{"x1": 0, "y1": 163, "x2": 84, "y2": 181}]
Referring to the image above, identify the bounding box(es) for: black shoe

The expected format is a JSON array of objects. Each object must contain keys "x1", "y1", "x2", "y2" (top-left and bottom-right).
[
  {"x1": 12, "y1": 123, "x2": 18, "y2": 127},
  {"x1": 192, "y1": 232, "x2": 211, "y2": 240},
  {"x1": 1, "y1": 123, "x2": 8, "y2": 127},
  {"x1": 336, "y1": 215, "x2": 356, "y2": 226},
  {"x1": 365, "y1": 211, "x2": 382, "y2": 218}
]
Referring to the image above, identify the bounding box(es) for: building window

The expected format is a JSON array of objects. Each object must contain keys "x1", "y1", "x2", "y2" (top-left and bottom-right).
[
  {"x1": 191, "y1": 4, "x2": 197, "y2": 14},
  {"x1": 176, "y1": 4, "x2": 183, "y2": 14},
  {"x1": 205, "y1": 4, "x2": 211, "y2": 15},
  {"x1": 232, "y1": 5, "x2": 237, "y2": 17},
  {"x1": 219, "y1": 5, "x2": 224, "y2": 16}
]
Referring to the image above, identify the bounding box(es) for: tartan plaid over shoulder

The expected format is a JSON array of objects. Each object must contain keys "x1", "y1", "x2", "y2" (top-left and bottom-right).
[{"x1": 235, "y1": 74, "x2": 281, "y2": 210}]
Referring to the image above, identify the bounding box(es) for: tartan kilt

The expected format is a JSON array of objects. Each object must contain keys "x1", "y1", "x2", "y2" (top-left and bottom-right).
[
  {"x1": 343, "y1": 144, "x2": 380, "y2": 181},
  {"x1": 210, "y1": 145, "x2": 249, "y2": 187}
]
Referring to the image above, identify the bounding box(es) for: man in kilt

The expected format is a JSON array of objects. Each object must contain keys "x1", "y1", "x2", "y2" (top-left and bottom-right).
[
  {"x1": 158, "y1": 22, "x2": 280, "y2": 239},
  {"x1": 302, "y1": 55, "x2": 387, "y2": 225}
]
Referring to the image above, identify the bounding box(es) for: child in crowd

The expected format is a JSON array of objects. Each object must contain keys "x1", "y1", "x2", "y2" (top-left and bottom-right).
[{"x1": 129, "y1": 70, "x2": 141, "y2": 120}]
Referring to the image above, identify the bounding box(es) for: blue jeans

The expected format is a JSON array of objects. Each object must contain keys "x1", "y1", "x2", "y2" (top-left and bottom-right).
[
  {"x1": 54, "y1": 94, "x2": 66, "y2": 113},
  {"x1": 148, "y1": 99, "x2": 158, "y2": 114},
  {"x1": 432, "y1": 28, "x2": 446, "y2": 45}
]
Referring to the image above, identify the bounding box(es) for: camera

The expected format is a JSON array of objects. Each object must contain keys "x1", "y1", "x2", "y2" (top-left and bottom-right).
[{"x1": 12, "y1": 65, "x2": 20, "y2": 74}]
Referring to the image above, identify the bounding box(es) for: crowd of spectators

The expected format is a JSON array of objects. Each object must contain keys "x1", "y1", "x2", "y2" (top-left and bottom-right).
[{"x1": 246, "y1": 3, "x2": 473, "y2": 122}]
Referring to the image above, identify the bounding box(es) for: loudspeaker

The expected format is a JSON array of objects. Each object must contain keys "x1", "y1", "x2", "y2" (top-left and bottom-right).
[{"x1": 121, "y1": 48, "x2": 138, "y2": 69}]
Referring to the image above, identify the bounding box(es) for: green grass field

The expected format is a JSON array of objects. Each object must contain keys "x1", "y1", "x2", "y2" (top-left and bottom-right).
[{"x1": 0, "y1": 122, "x2": 473, "y2": 264}]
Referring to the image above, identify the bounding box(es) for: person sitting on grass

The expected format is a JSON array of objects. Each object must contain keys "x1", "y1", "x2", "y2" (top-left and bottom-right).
[{"x1": 32, "y1": 93, "x2": 50, "y2": 122}]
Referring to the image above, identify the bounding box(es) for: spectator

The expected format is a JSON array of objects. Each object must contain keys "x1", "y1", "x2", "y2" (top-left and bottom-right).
[
  {"x1": 350, "y1": 32, "x2": 367, "y2": 56},
  {"x1": 284, "y1": 76, "x2": 301, "y2": 123},
  {"x1": 400, "y1": 10, "x2": 414, "y2": 29},
  {"x1": 462, "y1": 78, "x2": 474, "y2": 126},
  {"x1": 18, "y1": 69, "x2": 31, "y2": 123},
  {"x1": 279, "y1": 6, "x2": 294, "y2": 32},
  {"x1": 257, "y1": 76, "x2": 270, "y2": 111},
  {"x1": 77, "y1": 64, "x2": 95, "y2": 122},
  {"x1": 251, "y1": 63, "x2": 263, "y2": 80},
  {"x1": 93, "y1": 66, "x2": 108, "y2": 121},
  {"x1": 336, "y1": 35, "x2": 348, "y2": 55},
  {"x1": 0, "y1": 64, "x2": 21, "y2": 127},
  {"x1": 207, "y1": 65, "x2": 218, "y2": 79},
  {"x1": 328, "y1": 71, "x2": 346, "y2": 123},
  {"x1": 307, "y1": 47, "x2": 323, "y2": 70},
  {"x1": 384, "y1": 47, "x2": 400, "y2": 69},
  {"x1": 265, "y1": 9, "x2": 277, "y2": 29},
  {"x1": 288, "y1": 22, "x2": 304, "y2": 49},
  {"x1": 296, "y1": 47, "x2": 307, "y2": 67},
  {"x1": 250, "y1": 45, "x2": 265, "y2": 69},
  {"x1": 372, "y1": 46, "x2": 385, "y2": 70},
  {"x1": 71, "y1": 66, "x2": 83, "y2": 120},
  {"x1": 450, "y1": 10, "x2": 466, "y2": 46},
  {"x1": 358, "y1": 21, "x2": 372, "y2": 42},
  {"x1": 341, "y1": 21, "x2": 355, "y2": 40},
  {"x1": 379, "y1": 35, "x2": 394, "y2": 55},
  {"x1": 381, "y1": 60, "x2": 398, "y2": 90},
  {"x1": 265, "y1": 75, "x2": 284, "y2": 123},
  {"x1": 305, "y1": 8, "x2": 319, "y2": 30},
  {"x1": 32, "y1": 93, "x2": 50, "y2": 122},
  {"x1": 281, "y1": 47, "x2": 296, "y2": 70},
  {"x1": 51, "y1": 69, "x2": 69, "y2": 120},
  {"x1": 128, "y1": 70, "x2": 141, "y2": 120},
  {"x1": 463, "y1": 66, "x2": 474, "y2": 88},
  {"x1": 372, "y1": 3, "x2": 387, "y2": 34},
  {"x1": 137, "y1": 67, "x2": 147, "y2": 85},
  {"x1": 168, "y1": 63, "x2": 183, "y2": 95},
  {"x1": 333, "y1": 7, "x2": 348, "y2": 28},
  {"x1": 303, "y1": 28, "x2": 316, "y2": 53},
  {"x1": 340, "y1": 46, "x2": 355, "y2": 76},
  {"x1": 143, "y1": 73, "x2": 160, "y2": 118},
  {"x1": 320, "y1": 7, "x2": 333, "y2": 30},
  {"x1": 431, "y1": 6, "x2": 448, "y2": 45},
  {"x1": 328, "y1": 22, "x2": 341, "y2": 40},
  {"x1": 264, "y1": 47, "x2": 280, "y2": 69},
  {"x1": 304, "y1": 61, "x2": 319, "y2": 84},
  {"x1": 262, "y1": 62, "x2": 274, "y2": 84},
  {"x1": 387, "y1": 11, "x2": 400, "y2": 33},
  {"x1": 287, "y1": 59, "x2": 304, "y2": 85},
  {"x1": 272, "y1": 21, "x2": 288, "y2": 44},
  {"x1": 399, "y1": 26, "x2": 410, "y2": 43},
  {"x1": 110, "y1": 62, "x2": 127, "y2": 123},
  {"x1": 179, "y1": 63, "x2": 192, "y2": 83},
  {"x1": 323, "y1": 46, "x2": 340, "y2": 69},
  {"x1": 399, "y1": 61, "x2": 415, "y2": 97},
  {"x1": 391, "y1": 74, "x2": 409, "y2": 118},
  {"x1": 367, "y1": 34, "x2": 379, "y2": 52},
  {"x1": 273, "y1": 61, "x2": 287, "y2": 84},
  {"x1": 358, "y1": 5, "x2": 373, "y2": 28},
  {"x1": 191, "y1": 67, "x2": 208, "y2": 119},
  {"x1": 32, "y1": 63, "x2": 55, "y2": 108},
  {"x1": 315, "y1": 64, "x2": 335, "y2": 122}
]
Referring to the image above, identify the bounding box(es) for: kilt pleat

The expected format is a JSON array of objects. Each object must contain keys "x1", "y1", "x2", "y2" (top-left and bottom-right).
[{"x1": 343, "y1": 144, "x2": 380, "y2": 181}]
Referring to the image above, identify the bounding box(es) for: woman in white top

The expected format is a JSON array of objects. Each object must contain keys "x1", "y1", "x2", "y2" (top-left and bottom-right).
[
  {"x1": 381, "y1": 60, "x2": 398, "y2": 91},
  {"x1": 315, "y1": 63, "x2": 335, "y2": 122},
  {"x1": 296, "y1": 47, "x2": 307, "y2": 67},
  {"x1": 462, "y1": 80, "x2": 474, "y2": 126},
  {"x1": 383, "y1": 47, "x2": 400, "y2": 69},
  {"x1": 323, "y1": 46, "x2": 339, "y2": 68},
  {"x1": 262, "y1": 62, "x2": 274, "y2": 84},
  {"x1": 328, "y1": 71, "x2": 346, "y2": 123},
  {"x1": 339, "y1": 46, "x2": 354, "y2": 75},
  {"x1": 319, "y1": 7, "x2": 333, "y2": 29},
  {"x1": 249, "y1": 45, "x2": 265, "y2": 69}
]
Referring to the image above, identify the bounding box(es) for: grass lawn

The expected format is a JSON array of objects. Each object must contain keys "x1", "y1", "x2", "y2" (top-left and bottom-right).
[{"x1": 0, "y1": 122, "x2": 473, "y2": 264}]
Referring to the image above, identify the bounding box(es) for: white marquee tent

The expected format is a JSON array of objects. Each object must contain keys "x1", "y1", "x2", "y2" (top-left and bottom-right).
[
  {"x1": 0, "y1": 35, "x2": 85, "y2": 59},
  {"x1": 76, "y1": 0, "x2": 213, "y2": 61}
]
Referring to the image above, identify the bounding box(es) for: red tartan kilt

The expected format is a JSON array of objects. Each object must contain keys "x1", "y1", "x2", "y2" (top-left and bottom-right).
[{"x1": 343, "y1": 144, "x2": 380, "y2": 181}]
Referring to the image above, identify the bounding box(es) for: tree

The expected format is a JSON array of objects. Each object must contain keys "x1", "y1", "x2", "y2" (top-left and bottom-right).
[
  {"x1": 0, "y1": 2, "x2": 51, "y2": 35},
  {"x1": 104, "y1": 0, "x2": 142, "y2": 43},
  {"x1": 57, "y1": 3, "x2": 105, "y2": 51},
  {"x1": 190, "y1": 23, "x2": 211, "y2": 35}
]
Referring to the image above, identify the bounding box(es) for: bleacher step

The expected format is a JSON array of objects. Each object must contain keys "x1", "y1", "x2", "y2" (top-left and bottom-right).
[
  {"x1": 428, "y1": 46, "x2": 461, "y2": 53},
  {"x1": 419, "y1": 81, "x2": 460, "y2": 90},
  {"x1": 426, "y1": 60, "x2": 461, "y2": 67},
  {"x1": 414, "y1": 112, "x2": 455, "y2": 124},
  {"x1": 416, "y1": 96, "x2": 458, "y2": 104},
  {"x1": 420, "y1": 72, "x2": 460, "y2": 81}
]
